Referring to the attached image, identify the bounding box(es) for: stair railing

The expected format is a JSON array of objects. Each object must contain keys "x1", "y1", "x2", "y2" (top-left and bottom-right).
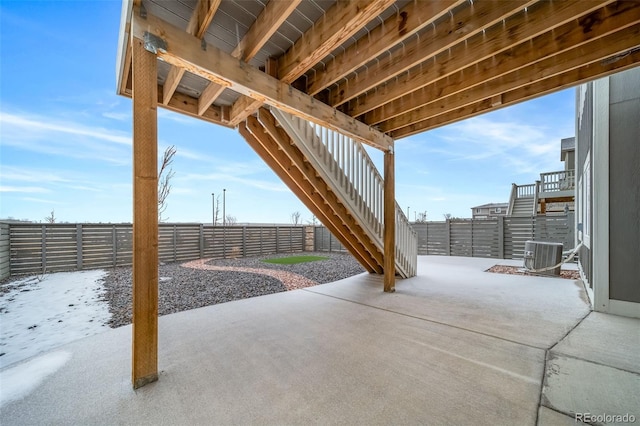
[{"x1": 269, "y1": 108, "x2": 416, "y2": 278}]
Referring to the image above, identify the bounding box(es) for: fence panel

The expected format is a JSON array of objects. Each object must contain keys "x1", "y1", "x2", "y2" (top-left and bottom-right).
[
  {"x1": 9, "y1": 225, "x2": 45, "y2": 275},
  {"x1": 472, "y1": 220, "x2": 500, "y2": 258},
  {"x1": 504, "y1": 217, "x2": 535, "y2": 259},
  {"x1": 5, "y1": 223, "x2": 307, "y2": 277},
  {"x1": 1, "y1": 223, "x2": 11, "y2": 279},
  {"x1": 315, "y1": 214, "x2": 572, "y2": 261},
  {"x1": 450, "y1": 221, "x2": 472, "y2": 257},
  {"x1": 426, "y1": 222, "x2": 447, "y2": 255}
]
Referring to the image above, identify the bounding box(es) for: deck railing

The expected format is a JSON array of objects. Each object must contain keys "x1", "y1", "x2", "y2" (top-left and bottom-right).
[
  {"x1": 540, "y1": 170, "x2": 575, "y2": 193},
  {"x1": 516, "y1": 183, "x2": 537, "y2": 198},
  {"x1": 270, "y1": 108, "x2": 417, "y2": 278}
]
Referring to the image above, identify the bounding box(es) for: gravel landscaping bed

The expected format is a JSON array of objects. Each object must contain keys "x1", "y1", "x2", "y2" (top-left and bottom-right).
[{"x1": 103, "y1": 252, "x2": 363, "y2": 328}]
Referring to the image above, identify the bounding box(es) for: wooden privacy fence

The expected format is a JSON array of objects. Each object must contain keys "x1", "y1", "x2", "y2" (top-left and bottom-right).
[
  {"x1": 315, "y1": 214, "x2": 575, "y2": 260},
  {"x1": 3, "y1": 223, "x2": 305, "y2": 277}
]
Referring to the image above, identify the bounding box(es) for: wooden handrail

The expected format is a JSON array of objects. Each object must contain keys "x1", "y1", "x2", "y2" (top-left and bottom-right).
[{"x1": 270, "y1": 108, "x2": 417, "y2": 278}]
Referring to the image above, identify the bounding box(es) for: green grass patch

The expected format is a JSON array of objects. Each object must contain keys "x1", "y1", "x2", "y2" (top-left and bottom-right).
[{"x1": 261, "y1": 255, "x2": 329, "y2": 265}]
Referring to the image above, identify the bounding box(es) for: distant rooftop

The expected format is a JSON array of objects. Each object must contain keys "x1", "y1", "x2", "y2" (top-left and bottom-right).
[{"x1": 471, "y1": 203, "x2": 509, "y2": 210}]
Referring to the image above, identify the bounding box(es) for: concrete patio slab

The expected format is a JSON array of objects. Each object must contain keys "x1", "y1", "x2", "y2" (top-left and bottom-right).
[
  {"x1": 2, "y1": 287, "x2": 544, "y2": 425},
  {"x1": 541, "y1": 354, "x2": 640, "y2": 423},
  {"x1": 308, "y1": 256, "x2": 591, "y2": 349},
  {"x1": 537, "y1": 406, "x2": 587, "y2": 425},
  {"x1": 3, "y1": 255, "x2": 634, "y2": 426},
  {"x1": 552, "y1": 312, "x2": 640, "y2": 374}
]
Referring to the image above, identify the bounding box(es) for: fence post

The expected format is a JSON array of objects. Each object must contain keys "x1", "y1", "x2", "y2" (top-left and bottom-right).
[
  {"x1": 223, "y1": 226, "x2": 226, "y2": 259},
  {"x1": 289, "y1": 227, "x2": 292, "y2": 253},
  {"x1": 199, "y1": 224, "x2": 204, "y2": 259},
  {"x1": 328, "y1": 230, "x2": 333, "y2": 252},
  {"x1": 471, "y1": 220, "x2": 474, "y2": 258},
  {"x1": 173, "y1": 225, "x2": 178, "y2": 262},
  {"x1": 41, "y1": 225, "x2": 47, "y2": 274},
  {"x1": 242, "y1": 226, "x2": 247, "y2": 257},
  {"x1": 498, "y1": 216, "x2": 505, "y2": 259},
  {"x1": 445, "y1": 219, "x2": 451, "y2": 256},
  {"x1": 259, "y1": 227, "x2": 263, "y2": 255},
  {"x1": 275, "y1": 226, "x2": 279, "y2": 253},
  {"x1": 76, "y1": 224, "x2": 83, "y2": 270},
  {"x1": 112, "y1": 225, "x2": 117, "y2": 267}
]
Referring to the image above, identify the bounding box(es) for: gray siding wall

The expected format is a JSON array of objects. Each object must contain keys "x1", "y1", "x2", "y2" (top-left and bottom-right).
[
  {"x1": 576, "y1": 82, "x2": 593, "y2": 287},
  {"x1": 608, "y1": 68, "x2": 640, "y2": 303}
]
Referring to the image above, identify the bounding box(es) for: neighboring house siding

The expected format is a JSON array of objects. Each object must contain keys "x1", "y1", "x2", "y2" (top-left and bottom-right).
[{"x1": 608, "y1": 69, "x2": 640, "y2": 304}]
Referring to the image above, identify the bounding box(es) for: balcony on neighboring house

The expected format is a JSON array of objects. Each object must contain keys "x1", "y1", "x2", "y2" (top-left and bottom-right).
[{"x1": 507, "y1": 137, "x2": 576, "y2": 217}]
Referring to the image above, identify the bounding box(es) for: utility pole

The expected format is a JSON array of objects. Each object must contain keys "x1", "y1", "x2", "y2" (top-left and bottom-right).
[
  {"x1": 211, "y1": 193, "x2": 215, "y2": 227},
  {"x1": 223, "y1": 189, "x2": 226, "y2": 227},
  {"x1": 407, "y1": 206, "x2": 410, "y2": 219}
]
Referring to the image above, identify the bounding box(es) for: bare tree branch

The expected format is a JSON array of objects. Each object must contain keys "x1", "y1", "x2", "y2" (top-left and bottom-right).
[
  {"x1": 44, "y1": 209, "x2": 56, "y2": 224},
  {"x1": 158, "y1": 145, "x2": 177, "y2": 222},
  {"x1": 290, "y1": 211, "x2": 301, "y2": 225}
]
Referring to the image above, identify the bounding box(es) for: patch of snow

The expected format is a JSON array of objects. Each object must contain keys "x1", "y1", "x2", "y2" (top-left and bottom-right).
[
  {"x1": 0, "y1": 350, "x2": 71, "y2": 407},
  {"x1": 0, "y1": 270, "x2": 110, "y2": 369}
]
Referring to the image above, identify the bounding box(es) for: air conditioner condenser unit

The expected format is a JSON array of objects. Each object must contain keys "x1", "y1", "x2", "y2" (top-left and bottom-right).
[{"x1": 523, "y1": 241, "x2": 563, "y2": 276}]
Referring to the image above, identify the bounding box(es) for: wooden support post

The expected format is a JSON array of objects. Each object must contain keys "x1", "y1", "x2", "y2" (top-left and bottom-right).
[
  {"x1": 383, "y1": 149, "x2": 395, "y2": 292},
  {"x1": 131, "y1": 36, "x2": 159, "y2": 389}
]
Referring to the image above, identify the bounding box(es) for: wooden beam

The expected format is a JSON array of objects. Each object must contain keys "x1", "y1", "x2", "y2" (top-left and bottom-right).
[
  {"x1": 378, "y1": 23, "x2": 640, "y2": 132},
  {"x1": 122, "y1": 84, "x2": 231, "y2": 127},
  {"x1": 305, "y1": 0, "x2": 463, "y2": 95},
  {"x1": 232, "y1": 0, "x2": 301, "y2": 62},
  {"x1": 277, "y1": 0, "x2": 396, "y2": 83},
  {"x1": 162, "y1": 65, "x2": 185, "y2": 105},
  {"x1": 391, "y1": 47, "x2": 640, "y2": 138},
  {"x1": 240, "y1": 116, "x2": 382, "y2": 273},
  {"x1": 329, "y1": 0, "x2": 538, "y2": 108},
  {"x1": 186, "y1": 0, "x2": 222, "y2": 39},
  {"x1": 131, "y1": 8, "x2": 393, "y2": 151},
  {"x1": 131, "y1": 36, "x2": 158, "y2": 390},
  {"x1": 383, "y1": 150, "x2": 395, "y2": 293}
]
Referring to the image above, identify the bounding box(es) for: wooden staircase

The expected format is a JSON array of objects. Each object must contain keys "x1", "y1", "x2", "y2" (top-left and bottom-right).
[{"x1": 238, "y1": 107, "x2": 417, "y2": 278}]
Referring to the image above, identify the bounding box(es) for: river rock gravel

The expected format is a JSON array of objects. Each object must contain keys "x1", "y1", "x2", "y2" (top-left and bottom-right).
[{"x1": 102, "y1": 252, "x2": 363, "y2": 328}]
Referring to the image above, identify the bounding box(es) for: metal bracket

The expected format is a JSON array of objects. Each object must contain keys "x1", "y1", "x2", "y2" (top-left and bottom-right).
[
  {"x1": 139, "y1": 3, "x2": 147, "y2": 18},
  {"x1": 201, "y1": 38, "x2": 207, "y2": 52},
  {"x1": 143, "y1": 32, "x2": 167, "y2": 55}
]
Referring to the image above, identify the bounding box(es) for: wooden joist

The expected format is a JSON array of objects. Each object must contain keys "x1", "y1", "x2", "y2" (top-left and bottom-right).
[
  {"x1": 362, "y1": 0, "x2": 639, "y2": 126},
  {"x1": 231, "y1": 0, "x2": 302, "y2": 62},
  {"x1": 201, "y1": 0, "x2": 301, "y2": 117},
  {"x1": 305, "y1": 0, "x2": 463, "y2": 95},
  {"x1": 131, "y1": 7, "x2": 393, "y2": 151},
  {"x1": 186, "y1": 0, "x2": 221, "y2": 39},
  {"x1": 228, "y1": 0, "x2": 395, "y2": 129},
  {"x1": 380, "y1": 22, "x2": 640, "y2": 133},
  {"x1": 278, "y1": 0, "x2": 396, "y2": 83},
  {"x1": 391, "y1": 45, "x2": 640, "y2": 138},
  {"x1": 328, "y1": 0, "x2": 538, "y2": 108}
]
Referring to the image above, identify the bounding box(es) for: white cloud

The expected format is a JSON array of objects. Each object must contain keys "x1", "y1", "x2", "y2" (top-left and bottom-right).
[
  {"x1": 0, "y1": 112, "x2": 131, "y2": 145},
  {"x1": 0, "y1": 186, "x2": 50, "y2": 193}
]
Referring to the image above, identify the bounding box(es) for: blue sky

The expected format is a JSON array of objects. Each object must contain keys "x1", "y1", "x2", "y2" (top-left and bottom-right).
[{"x1": 0, "y1": 1, "x2": 574, "y2": 224}]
